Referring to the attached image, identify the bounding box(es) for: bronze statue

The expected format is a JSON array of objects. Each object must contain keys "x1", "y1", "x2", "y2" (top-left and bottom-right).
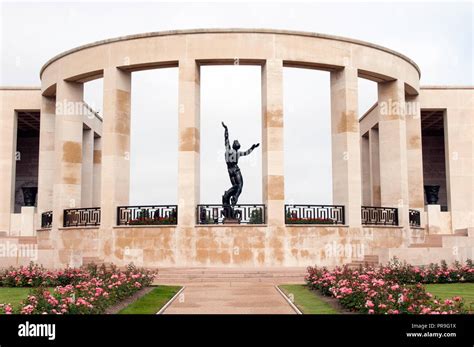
[{"x1": 221, "y1": 121, "x2": 259, "y2": 220}]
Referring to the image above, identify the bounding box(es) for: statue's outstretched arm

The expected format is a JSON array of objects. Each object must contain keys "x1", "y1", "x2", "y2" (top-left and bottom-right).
[
  {"x1": 222, "y1": 121, "x2": 230, "y2": 149},
  {"x1": 239, "y1": 143, "x2": 260, "y2": 156}
]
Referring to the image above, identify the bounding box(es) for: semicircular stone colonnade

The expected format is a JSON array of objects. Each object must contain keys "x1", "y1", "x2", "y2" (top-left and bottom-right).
[{"x1": 2, "y1": 29, "x2": 472, "y2": 268}]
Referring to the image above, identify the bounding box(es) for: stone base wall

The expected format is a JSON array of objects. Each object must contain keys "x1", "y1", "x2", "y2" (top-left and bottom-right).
[
  {"x1": 0, "y1": 235, "x2": 39, "y2": 267},
  {"x1": 2, "y1": 225, "x2": 473, "y2": 269},
  {"x1": 1, "y1": 225, "x2": 413, "y2": 269}
]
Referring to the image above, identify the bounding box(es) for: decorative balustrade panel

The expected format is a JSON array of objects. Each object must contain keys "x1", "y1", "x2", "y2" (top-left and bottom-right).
[
  {"x1": 361, "y1": 206, "x2": 398, "y2": 226},
  {"x1": 409, "y1": 209, "x2": 421, "y2": 227},
  {"x1": 285, "y1": 205, "x2": 345, "y2": 225},
  {"x1": 197, "y1": 204, "x2": 265, "y2": 224},
  {"x1": 117, "y1": 205, "x2": 178, "y2": 225},
  {"x1": 63, "y1": 208, "x2": 101, "y2": 227},
  {"x1": 41, "y1": 211, "x2": 53, "y2": 229}
]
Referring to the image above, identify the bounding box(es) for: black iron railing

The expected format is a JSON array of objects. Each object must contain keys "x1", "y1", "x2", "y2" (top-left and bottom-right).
[
  {"x1": 361, "y1": 206, "x2": 398, "y2": 226},
  {"x1": 117, "y1": 205, "x2": 178, "y2": 226},
  {"x1": 409, "y1": 209, "x2": 421, "y2": 227},
  {"x1": 197, "y1": 204, "x2": 265, "y2": 225},
  {"x1": 63, "y1": 207, "x2": 101, "y2": 227},
  {"x1": 41, "y1": 211, "x2": 53, "y2": 229},
  {"x1": 285, "y1": 204, "x2": 345, "y2": 225}
]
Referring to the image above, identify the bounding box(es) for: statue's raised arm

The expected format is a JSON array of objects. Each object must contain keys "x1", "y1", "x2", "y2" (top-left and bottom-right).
[
  {"x1": 239, "y1": 143, "x2": 260, "y2": 156},
  {"x1": 222, "y1": 121, "x2": 230, "y2": 150}
]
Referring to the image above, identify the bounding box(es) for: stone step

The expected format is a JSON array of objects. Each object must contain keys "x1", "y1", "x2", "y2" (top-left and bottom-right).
[
  {"x1": 348, "y1": 261, "x2": 378, "y2": 265},
  {"x1": 346, "y1": 263, "x2": 378, "y2": 269},
  {"x1": 409, "y1": 243, "x2": 443, "y2": 248},
  {"x1": 154, "y1": 267, "x2": 307, "y2": 283},
  {"x1": 346, "y1": 254, "x2": 379, "y2": 269},
  {"x1": 157, "y1": 270, "x2": 306, "y2": 275},
  {"x1": 409, "y1": 233, "x2": 472, "y2": 248},
  {"x1": 346, "y1": 264, "x2": 377, "y2": 270},
  {"x1": 154, "y1": 276, "x2": 306, "y2": 284},
  {"x1": 455, "y1": 229, "x2": 468, "y2": 236},
  {"x1": 82, "y1": 257, "x2": 105, "y2": 266},
  {"x1": 160, "y1": 267, "x2": 306, "y2": 273},
  {"x1": 157, "y1": 273, "x2": 305, "y2": 279},
  {"x1": 18, "y1": 236, "x2": 38, "y2": 244}
]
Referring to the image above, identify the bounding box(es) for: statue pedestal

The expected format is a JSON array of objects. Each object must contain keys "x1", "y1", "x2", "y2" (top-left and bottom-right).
[
  {"x1": 223, "y1": 218, "x2": 240, "y2": 224},
  {"x1": 425, "y1": 204, "x2": 441, "y2": 234},
  {"x1": 11, "y1": 206, "x2": 36, "y2": 236}
]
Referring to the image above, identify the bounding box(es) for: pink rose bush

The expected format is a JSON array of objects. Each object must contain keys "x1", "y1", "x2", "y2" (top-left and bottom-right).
[
  {"x1": 305, "y1": 258, "x2": 472, "y2": 314},
  {"x1": 1, "y1": 262, "x2": 91, "y2": 287},
  {"x1": 0, "y1": 304, "x2": 13, "y2": 314},
  {"x1": 380, "y1": 259, "x2": 474, "y2": 284},
  {"x1": 0, "y1": 263, "x2": 156, "y2": 314}
]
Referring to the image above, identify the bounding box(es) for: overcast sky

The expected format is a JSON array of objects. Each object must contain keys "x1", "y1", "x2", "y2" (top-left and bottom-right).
[{"x1": 1, "y1": 1, "x2": 472, "y2": 205}]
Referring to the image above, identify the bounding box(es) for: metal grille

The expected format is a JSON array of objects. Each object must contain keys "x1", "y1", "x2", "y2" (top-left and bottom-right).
[
  {"x1": 409, "y1": 209, "x2": 421, "y2": 227},
  {"x1": 197, "y1": 204, "x2": 265, "y2": 224},
  {"x1": 117, "y1": 205, "x2": 177, "y2": 225},
  {"x1": 361, "y1": 206, "x2": 398, "y2": 226},
  {"x1": 285, "y1": 205, "x2": 345, "y2": 225},
  {"x1": 41, "y1": 211, "x2": 52, "y2": 229},
  {"x1": 63, "y1": 207, "x2": 101, "y2": 227}
]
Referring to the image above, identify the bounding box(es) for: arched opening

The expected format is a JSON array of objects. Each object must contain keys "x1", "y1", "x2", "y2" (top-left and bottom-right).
[
  {"x1": 358, "y1": 77, "x2": 379, "y2": 207},
  {"x1": 200, "y1": 65, "x2": 262, "y2": 205},
  {"x1": 130, "y1": 68, "x2": 179, "y2": 205},
  {"x1": 83, "y1": 78, "x2": 103, "y2": 208},
  {"x1": 283, "y1": 67, "x2": 332, "y2": 205}
]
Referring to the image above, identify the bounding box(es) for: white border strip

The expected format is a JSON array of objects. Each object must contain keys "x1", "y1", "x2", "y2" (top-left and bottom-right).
[
  {"x1": 275, "y1": 285, "x2": 302, "y2": 315},
  {"x1": 156, "y1": 286, "x2": 186, "y2": 315}
]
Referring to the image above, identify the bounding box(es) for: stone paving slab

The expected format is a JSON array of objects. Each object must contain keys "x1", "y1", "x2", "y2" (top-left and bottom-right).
[{"x1": 162, "y1": 282, "x2": 295, "y2": 314}]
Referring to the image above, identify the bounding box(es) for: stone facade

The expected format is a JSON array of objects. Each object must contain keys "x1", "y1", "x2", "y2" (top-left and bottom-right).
[{"x1": 0, "y1": 29, "x2": 473, "y2": 268}]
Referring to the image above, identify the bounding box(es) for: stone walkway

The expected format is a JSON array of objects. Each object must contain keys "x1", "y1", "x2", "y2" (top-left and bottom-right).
[{"x1": 162, "y1": 282, "x2": 296, "y2": 314}]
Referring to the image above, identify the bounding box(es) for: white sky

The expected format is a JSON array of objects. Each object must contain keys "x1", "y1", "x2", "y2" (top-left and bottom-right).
[{"x1": 1, "y1": 1, "x2": 472, "y2": 205}]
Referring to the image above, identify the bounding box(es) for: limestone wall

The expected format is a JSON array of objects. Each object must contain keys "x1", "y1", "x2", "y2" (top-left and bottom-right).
[{"x1": 22, "y1": 225, "x2": 409, "y2": 268}]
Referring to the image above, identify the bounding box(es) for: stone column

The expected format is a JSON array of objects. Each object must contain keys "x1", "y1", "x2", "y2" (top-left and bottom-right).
[
  {"x1": 100, "y1": 67, "x2": 131, "y2": 229},
  {"x1": 369, "y1": 127, "x2": 381, "y2": 206},
  {"x1": 405, "y1": 95, "x2": 424, "y2": 209},
  {"x1": 330, "y1": 66, "x2": 361, "y2": 226},
  {"x1": 361, "y1": 134, "x2": 371, "y2": 205},
  {"x1": 92, "y1": 136, "x2": 102, "y2": 207},
  {"x1": 37, "y1": 96, "x2": 56, "y2": 220},
  {"x1": 261, "y1": 59, "x2": 284, "y2": 226},
  {"x1": 177, "y1": 59, "x2": 200, "y2": 226},
  {"x1": 81, "y1": 128, "x2": 94, "y2": 207},
  {"x1": 52, "y1": 80, "x2": 84, "y2": 229},
  {"x1": 0, "y1": 106, "x2": 17, "y2": 233},
  {"x1": 377, "y1": 80, "x2": 409, "y2": 227}
]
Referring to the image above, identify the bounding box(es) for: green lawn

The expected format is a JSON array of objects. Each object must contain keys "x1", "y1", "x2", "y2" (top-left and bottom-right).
[
  {"x1": 279, "y1": 284, "x2": 339, "y2": 314},
  {"x1": 424, "y1": 283, "x2": 474, "y2": 312},
  {"x1": 119, "y1": 285, "x2": 182, "y2": 314},
  {"x1": 0, "y1": 287, "x2": 37, "y2": 311}
]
